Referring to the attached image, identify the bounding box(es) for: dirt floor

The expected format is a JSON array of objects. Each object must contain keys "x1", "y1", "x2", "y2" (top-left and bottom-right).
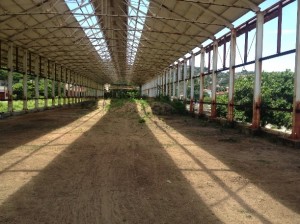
[{"x1": 0, "y1": 99, "x2": 300, "y2": 224}]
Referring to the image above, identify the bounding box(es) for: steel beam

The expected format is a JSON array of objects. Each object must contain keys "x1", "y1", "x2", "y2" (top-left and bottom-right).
[
  {"x1": 190, "y1": 52, "x2": 195, "y2": 113},
  {"x1": 52, "y1": 63, "x2": 56, "y2": 107},
  {"x1": 23, "y1": 50, "x2": 28, "y2": 111},
  {"x1": 7, "y1": 43, "x2": 13, "y2": 113},
  {"x1": 199, "y1": 46, "x2": 205, "y2": 116},
  {"x1": 227, "y1": 29, "x2": 237, "y2": 122},
  {"x1": 177, "y1": 62, "x2": 181, "y2": 98},
  {"x1": 211, "y1": 40, "x2": 218, "y2": 118},
  {"x1": 291, "y1": 0, "x2": 300, "y2": 139},
  {"x1": 34, "y1": 56, "x2": 39, "y2": 110},
  {"x1": 172, "y1": 66, "x2": 176, "y2": 97},
  {"x1": 183, "y1": 58, "x2": 187, "y2": 101},
  {"x1": 252, "y1": 12, "x2": 264, "y2": 129}
]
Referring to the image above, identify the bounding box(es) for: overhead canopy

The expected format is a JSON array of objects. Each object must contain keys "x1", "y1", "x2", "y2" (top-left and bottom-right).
[{"x1": 0, "y1": 0, "x2": 264, "y2": 85}]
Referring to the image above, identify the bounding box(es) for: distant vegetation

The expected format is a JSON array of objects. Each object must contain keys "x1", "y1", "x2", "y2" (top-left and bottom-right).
[{"x1": 216, "y1": 70, "x2": 294, "y2": 129}]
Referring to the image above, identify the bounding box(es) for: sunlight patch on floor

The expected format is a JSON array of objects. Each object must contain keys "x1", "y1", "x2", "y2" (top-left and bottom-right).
[
  {"x1": 143, "y1": 115, "x2": 299, "y2": 223},
  {"x1": 0, "y1": 104, "x2": 107, "y2": 205}
]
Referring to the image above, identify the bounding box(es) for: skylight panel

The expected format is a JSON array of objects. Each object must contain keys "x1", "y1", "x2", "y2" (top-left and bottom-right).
[
  {"x1": 127, "y1": 0, "x2": 150, "y2": 65},
  {"x1": 65, "y1": 0, "x2": 111, "y2": 61}
]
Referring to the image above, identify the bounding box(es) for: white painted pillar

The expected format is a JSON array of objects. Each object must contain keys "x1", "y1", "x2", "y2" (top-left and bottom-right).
[
  {"x1": 183, "y1": 58, "x2": 187, "y2": 100},
  {"x1": 177, "y1": 62, "x2": 180, "y2": 98},
  {"x1": 172, "y1": 66, "x2": 176, "y2": 97},
  {"x1": 67, "y1": 71, "x2": 70, "y2": 105},
  {"x1": 190, "y1": 52, "x2": 195, "y2": 100},
  {"x1": 63, "y1": 68, "x2": 66, "y2": 105},
  {"x1": 44, "y1": 60, "x2": 48, "y2": 109},
  {"x1": 211, "y1": 40, "x2": 218, "y2": 118},
  {"x1": 168, "y1": 68, "x2": 172, "y2": 96},
  {"x1": 228, "y1": 29, "x2": 237, "y2": 122},
  {"x1": 199, "y1": 46, "x2": 205, "y2": 115},
  {"x1": 252, "y1": 12, "x2": 264, "y2": 128},
  {"x1": 7, "y1": 43, "x2": 13, "y2": 113},
  {"x1": 166, "y1": 70, "x2": 169, "y2": 96},
  {"x1": 52, "y1": 63, "x2": 56, "y2": 107},
  {"x1": 190, "y1": 52, "x2": 195, "y2": 112},
  {"x1": 23, "y1": 50, "x2": 28, "y2": 111},
  {"x1": 58, "y1": 66, "x2": 61, "y2": 106},
  {"x1": 291, "y1": 0, "x2": 300, "y2": 139},
  {"x1": 34, "y1": 56, "x2": 39, "y2": 110}
]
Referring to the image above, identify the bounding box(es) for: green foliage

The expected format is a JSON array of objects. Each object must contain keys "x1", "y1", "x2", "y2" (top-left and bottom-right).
[
  {"x1": 216, "y1": 70, "x2": 294, "y2": 128},
  {"x1": 216, "y1": 94, "x2": 228, "y2": 118},
  {"x1": 170, "y1": 99, "x2": 187, "y2": 115},
  {"x1": 155, "y1": 94, "x2": 170, "y2": 103}
]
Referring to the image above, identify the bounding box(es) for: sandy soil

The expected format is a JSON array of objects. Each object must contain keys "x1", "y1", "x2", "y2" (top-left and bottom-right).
[{"x1": 0, "y1": 99, "x2": 300, "y2": 224}]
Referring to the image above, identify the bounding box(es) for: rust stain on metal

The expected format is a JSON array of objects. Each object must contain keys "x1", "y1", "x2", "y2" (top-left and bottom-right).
[
  {"x1": 199, "y1": 99, "x2": 204, "y2": 116},
  {"x1": 211, "y1": 100, "x2": 217, "y2": 118},
  {"x1": 251, "y1": 98, "x2": 261, "y2": 129},
  {"x1": 227, "y1": 99, "x2": 234, "y2": 122},
  {"x1": 189, "y1": 99, "x2": 193, "y2": 113},
  {"x1": 291, "y1": 101, "x2": 300, "y2": 139}
]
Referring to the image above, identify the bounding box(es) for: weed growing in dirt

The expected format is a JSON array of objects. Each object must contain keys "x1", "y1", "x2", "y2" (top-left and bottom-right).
[
  {"x1": 109, "y1": 98, "x2": 126, "y2": 109},
  {"x1": 138, "y1": 117, "x2": 146, "y2": 123}
]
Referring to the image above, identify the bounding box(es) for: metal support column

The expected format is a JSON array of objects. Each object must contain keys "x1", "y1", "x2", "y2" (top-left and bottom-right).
[
  {"x1": 211, "y1": 40, "x2": 218, "y2": 118},
  {"x1": 23, "y1": 50, "x2": 28, "y2": 111},
  {"x1": 44, "y1": 61, "x2": 48, "y2": 109},
  {"x1": 7, "y1": 43, "x2": 13, "y2": 113},
  {"x1": 252, "y1": 12, "x2": 264, "y2": 128},
  {"x1": 52, "y1": 63, "x2": 56, "y2": 107},
  {"x1": 227, "y1": 29, "x2": 237, "y2": 122},
  {"x1": 162, "y1": 72, "x2": 165, "y2": 96},
  {"x1": 172, "y1": 66, "x2": 176, "y2": 97},
  {"x1": 190, "y1": 52, "x2": 195, "y2": 113},
  {"x1": 291, "y1": 1, "x2": 300, "y2": 139},
  {"x1": 183, "y1": 58, "x2": 187, "y2": 101},
  {"x1": 169, "y1": 68, "x2": 172, "y2": 96},
  {"x1": 63, "y1": 68, "x2": 66, "y2": 106},
  {"x1": 58, "y1": 66, "x2": 61, "y2": 106},
  {"x1": 166, "y1": 70, "x2": 169, "y2": 96},
  {"x1": 34, "y1": 56, "x2": 39, "y2": 110},
  {"x1": 177, "y1": 62, "x2": 180, "y2": 98},
  {"x1": 199, "y1": 46, "x2": 205, "y2": 116}
]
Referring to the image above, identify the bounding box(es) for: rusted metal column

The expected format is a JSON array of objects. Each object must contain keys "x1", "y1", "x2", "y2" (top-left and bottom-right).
[
  {"x1": 7, "y1": 43, "x2": 13, "y2": 113},
  {"x1": 190, "y1": 52, "x2": 195, "y2": 113},
  {"x1": 177, "y1": 62, "x2": 180, "y2": 98},
  {"x1": 63, "y1": 68, "x2": 66, "y2": 106},
  {"x1": 252, "y1": 12, "x2": 264, "y2": 129},
  {"x1": 44, "y1": 60, "x2": 49, "y2": 109},
  {"x1": 67, "y1": 70, "x2": 70, "y2": 105},
  {"x1": 34, "y1": 56, "x2": 39, "y2": 110},
  {"x1": 23, "y1": 50, "x2": 28, "y2": 111},
  {"x1": 165, "y1": 70, "x2": 169, "y2": 96},
  {"x1": 52, "y1": 63, "x2": 56, "y2": 107},
  {"x1": 291, "y1": 0, "x2": 300, "y2": 139},
  {"x1": 183, "y1": 58, "x2": 187, "y2": 101},
  {"x1": 58, "y1": 66, "x2": 61, "y2": 106},
  {"x1": 172, "y1": 66, "x2": 176, "y2": 97},
  {"x1": 227, "y1": 29, "x2": 237, "y2": 122},
  {"x1": 211, "y1": 40, "x2": 218, "y2": 118},
  {"x1": 199, "y1": 46, "x2": 205, "y2": 116},
  {"x1": 169, "y1": 68, "x2": 172, "y2": 96}
]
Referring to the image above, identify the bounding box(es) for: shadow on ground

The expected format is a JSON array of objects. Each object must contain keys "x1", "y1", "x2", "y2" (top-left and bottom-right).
[
  {"x1": 0, "y1": 99, "x2": 222, "y2": 223},
  {"x1": 154, "y1": 112, "x2": 300, "y2": 218}
]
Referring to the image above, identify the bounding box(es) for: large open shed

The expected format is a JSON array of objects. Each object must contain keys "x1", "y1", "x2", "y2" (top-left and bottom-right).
[{"x1": 0, "y1": 0, "x2": 300, "y2": 223}]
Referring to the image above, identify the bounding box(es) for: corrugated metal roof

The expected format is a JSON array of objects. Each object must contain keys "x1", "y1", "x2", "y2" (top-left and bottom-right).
[{"x1": 0, "y1": 0, "x2": 265, "y2": 84}]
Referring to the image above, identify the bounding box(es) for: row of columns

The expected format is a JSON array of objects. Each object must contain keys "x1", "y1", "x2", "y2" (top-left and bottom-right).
[
  {"x1": 142, "y1": 3, "x2": 300, "y2": 139},
  {"x1": 5, "y1": 43, "x2": 104, "y2": 114}
]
